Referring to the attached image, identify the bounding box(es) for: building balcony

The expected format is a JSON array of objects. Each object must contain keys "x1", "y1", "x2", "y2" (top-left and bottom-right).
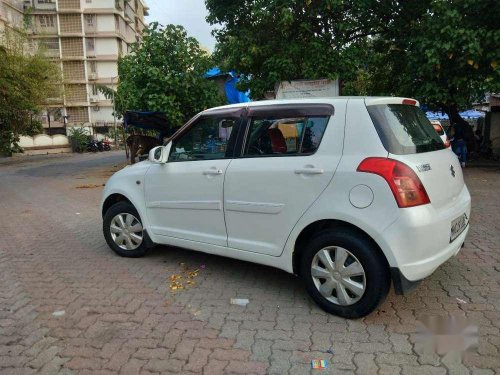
[
  {"x1": 30, "y1": 25, "x2": 58, "y2": 35},
  {"x1": 30, "y1": 1, "x2": 56, "y2": 11},
  {"x1": 41, "y1": 49, "x2": 60, "y2": 58},
  {"x1": 58, "y1": 0, "x2": 81, "y2": 11}
]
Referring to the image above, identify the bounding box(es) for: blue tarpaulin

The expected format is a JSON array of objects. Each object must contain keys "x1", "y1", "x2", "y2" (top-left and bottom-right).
[
  {"x1": 426, "y1": 109, "x2": 485, "y2": 121},
  {"x1": 204, "y1": 68, "x2": 251, "y2": 104}
]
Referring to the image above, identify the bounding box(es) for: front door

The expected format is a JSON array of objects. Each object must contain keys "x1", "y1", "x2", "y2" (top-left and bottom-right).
[
  {"x1": 145, "y1": 114, "x2": 241, "y2": 246},
  {"x1": 224, "y1": 103, "x2": 345, "y2": 256}
]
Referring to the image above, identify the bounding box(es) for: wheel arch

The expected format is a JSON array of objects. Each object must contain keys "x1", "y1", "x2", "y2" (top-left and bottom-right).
[
  {"x1": 292, "y1": 219, "x2": 390, "y2": 276},
  {"x1": 101, "y1": 193, "x2": 132, "y2": 218}
]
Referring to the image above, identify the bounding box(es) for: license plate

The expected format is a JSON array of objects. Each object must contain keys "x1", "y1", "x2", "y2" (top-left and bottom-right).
[{"x1": 450, "y1": 213, "x2": 468, "y2": 242}]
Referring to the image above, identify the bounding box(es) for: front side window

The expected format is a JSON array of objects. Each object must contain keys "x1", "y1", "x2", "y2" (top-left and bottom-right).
[
  {"x1": 243, "y1": 116, "x2": 329, "y2": 156},
  {"x1": 169, "y1": 117, "x2": 238, "y2": 162}
]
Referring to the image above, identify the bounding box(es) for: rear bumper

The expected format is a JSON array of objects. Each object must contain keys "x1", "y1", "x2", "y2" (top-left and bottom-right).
[{"x1": 380, "y1": 185, "x2": 471, "y2": 282}]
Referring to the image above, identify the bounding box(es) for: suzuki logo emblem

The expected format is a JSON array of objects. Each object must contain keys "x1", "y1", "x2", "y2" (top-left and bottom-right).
[{"x1": 450, "y1": 165, "x2": 456, "y2": 177}]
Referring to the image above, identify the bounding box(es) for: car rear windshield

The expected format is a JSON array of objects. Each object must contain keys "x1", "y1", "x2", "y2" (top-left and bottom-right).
[{"x1": 367, "y1": 104, "x2": 445, "y2": 154}]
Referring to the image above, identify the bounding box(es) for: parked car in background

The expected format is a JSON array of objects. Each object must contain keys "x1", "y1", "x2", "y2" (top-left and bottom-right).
[
  {"x1": 101, "y1": 98, "x2": 471, "y2": 318},
  {"x1": 431, "y1": 120, "x2": 450, "y2": 148}
]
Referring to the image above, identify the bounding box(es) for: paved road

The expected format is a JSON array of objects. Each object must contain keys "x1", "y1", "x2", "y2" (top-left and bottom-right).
[{"x1": 0, "y1": 152, "x2": 499, "y2": 374}]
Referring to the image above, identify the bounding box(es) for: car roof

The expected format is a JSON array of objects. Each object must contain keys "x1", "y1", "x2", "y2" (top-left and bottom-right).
[{"x1": 202, "y1": 97, "x2": 419, "y2": 114}]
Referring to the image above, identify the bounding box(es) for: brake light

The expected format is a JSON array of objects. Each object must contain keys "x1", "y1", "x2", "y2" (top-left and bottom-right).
[
  {"x1": 357, "y1": 157, "x2": 430, "y2": 208},
  {"x1": 444, "y1": 139, "x2": 451, "y2": 148},
  {"x1": 433, "y1": 124, "x2": 441, "y2": 132},
  {"x1": 402, "y1": 99, "x2": 417, "y2": 106}
]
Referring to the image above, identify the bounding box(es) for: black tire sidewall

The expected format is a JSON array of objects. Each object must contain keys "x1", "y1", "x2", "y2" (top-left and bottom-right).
[
  {"x1": 300, "y1": 229, "x2": 390, "y2": 319},
  {"x1": 103, "y1": 201, "x2": 147, "y2": 257}
]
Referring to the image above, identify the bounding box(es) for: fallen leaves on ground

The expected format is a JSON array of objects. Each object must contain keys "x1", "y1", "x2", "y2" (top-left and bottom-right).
[
  {"x1": 168, "y1": 262, "x2": 204, "y2": 293},
  {"x1": 76, "y1": 184, "x2": 104, "y2": 189}
]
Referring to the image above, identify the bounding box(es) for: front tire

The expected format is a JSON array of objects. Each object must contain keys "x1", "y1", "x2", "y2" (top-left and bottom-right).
[
  {"x1": 103, "y1": 201, "x2": 147, "y2": 257},
  {"x1": 299, "y1": 228, "x2": 390, "y2": 319}
]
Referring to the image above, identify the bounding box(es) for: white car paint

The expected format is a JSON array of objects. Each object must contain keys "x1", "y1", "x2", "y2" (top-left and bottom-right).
[{"x1": 102, "y1": 97, "x2": 471, "y2": 285}]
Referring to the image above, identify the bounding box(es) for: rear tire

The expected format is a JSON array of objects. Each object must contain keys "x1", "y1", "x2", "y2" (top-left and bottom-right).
[
  {"x1": 103, "y1": 201, "x2": 147, "y2": 257},
  {"x1": 299, "y1": 228, "x2": 390, "y2": 319}
]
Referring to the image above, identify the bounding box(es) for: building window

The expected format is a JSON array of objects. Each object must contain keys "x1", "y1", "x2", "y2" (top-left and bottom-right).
[
  {"x1": 39, "y1": 15, "x2": 55, "y2": 28},
  {"x1": 89, "y1": 61, "x2": 97, "y2": 73},
  {"x1": 91, "y1": 84, "x2": 98, "y2": 96},
  {"x1": 59, "y1": 14, "x2": 82, "y2": 33},
  {"x1": 40, "y1": 38, "x2": 59, "y2": 51},
  {"x1": 86, "y1": 38, "x2": 95, "y2": 52},
  {"x1": 38, "y1": 0, "x2": 55, "y2": 3},
  {"x1": 63, "y1": 61, "x2": 85, "y2": 81},
  {"x1": 67, "y1": 107, "x2": 89, "y2": 123},
  {"x1": 85, "y1": 14, "x2": 96, "y2": 27},
  {"x1": 61, "y1": 37, "x2": 84, "y2": 56}
]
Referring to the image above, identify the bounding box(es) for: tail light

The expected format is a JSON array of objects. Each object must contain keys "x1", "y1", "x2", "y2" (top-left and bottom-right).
[
  {"x1": 357, "y1": 157, "x2": 430, "y2": 208},
  {"x1": 444, "y1": 139, "x2": 451, "y2": 148}
]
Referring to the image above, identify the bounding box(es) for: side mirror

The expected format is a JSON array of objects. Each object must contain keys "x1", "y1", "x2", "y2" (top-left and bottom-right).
[{"x1": 148, "y1": 143, "x2": 171, "y2": 164}]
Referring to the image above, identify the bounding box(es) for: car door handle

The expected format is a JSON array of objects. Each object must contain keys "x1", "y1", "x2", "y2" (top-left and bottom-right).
[
  {"x1": 295, "y1": 167, "x2": 324, "y2": 175},
  {"x1": 203, "y1": 168, "x2": 223, "y2": 176}
]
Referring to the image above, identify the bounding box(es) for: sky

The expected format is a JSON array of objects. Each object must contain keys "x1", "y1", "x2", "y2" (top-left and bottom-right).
[{"x1": 145, "y1": 0, "x2": 217, "y2": 51}]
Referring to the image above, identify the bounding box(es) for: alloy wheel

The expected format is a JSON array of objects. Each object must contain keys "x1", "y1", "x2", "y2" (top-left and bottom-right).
[
  {"x1": 311, "y1": 246, "x2": 366, "y2": 306},
  {"x1": 110, "y1": 213, "x2": 143, "y2": 250}
]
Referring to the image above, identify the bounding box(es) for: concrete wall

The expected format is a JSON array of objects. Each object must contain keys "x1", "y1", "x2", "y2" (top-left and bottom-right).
[
  {"x1": 19, "y1": 134, "x2": 70, "y2": 148},
  {"x1": 95, "y1": 38, "x2": 118, "y2": 56},
  {"x1": 96, "y1": 14, "x2": 115, "y2": 32},
  {"x1": 83, "y1": 0, "x2": 115, "y2": 10},
  {"x1": 96, "y1": 61, "x2": 118, "y2": 79},
  {"x1": 90, "y1": 106, "x2": 114, "y2": 122}
]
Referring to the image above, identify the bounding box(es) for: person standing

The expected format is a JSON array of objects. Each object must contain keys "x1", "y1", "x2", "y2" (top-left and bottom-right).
[{"x1": 450, "y1": 121, "x2": 468, "y2": 167}]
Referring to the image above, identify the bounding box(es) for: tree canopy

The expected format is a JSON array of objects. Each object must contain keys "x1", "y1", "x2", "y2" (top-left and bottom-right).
[
  {"x1": 115, "y1": 23, "x2": 224, "y2": 128},
  {"x1": 206, "y1": 0, "x2": 500, "y2": 114},
  {"x1": 0, "y1": 29, "x2": 60, "y2": 155}
]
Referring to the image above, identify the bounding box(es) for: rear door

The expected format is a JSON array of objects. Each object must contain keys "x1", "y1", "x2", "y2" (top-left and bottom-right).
[
  {"x1": 365, "y1": 100, "x2": 464, "y2": 210},
  {"x1": 223, "y1": 103, "x2": 345, "y2": 256}
]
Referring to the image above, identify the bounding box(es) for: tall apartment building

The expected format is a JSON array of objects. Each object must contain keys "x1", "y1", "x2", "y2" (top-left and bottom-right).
[
  {"x1": 2, "y1": 0, "x2": 148, "y2": 133},
  {"x1": 0, "y1": 0, "x2": 24, "y2": 32}
]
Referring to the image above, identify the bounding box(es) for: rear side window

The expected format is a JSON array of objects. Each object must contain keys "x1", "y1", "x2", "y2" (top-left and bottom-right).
[
  {"x1": 243, "y1": 116, "x2": 328, "y2": 156},
  {"x1": 367, "y1": 104, "x2": 445, "y2": 154}
]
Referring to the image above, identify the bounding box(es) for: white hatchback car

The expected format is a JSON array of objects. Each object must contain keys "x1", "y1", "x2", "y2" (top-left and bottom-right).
[{"x1": 102, "y1": 97, "x2": 471, "y2": 318}]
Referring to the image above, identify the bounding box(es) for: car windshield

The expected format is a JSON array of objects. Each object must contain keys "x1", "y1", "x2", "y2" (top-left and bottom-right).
[{"x1": 367, "y1": 104, "x2": 445, "y2": 154}]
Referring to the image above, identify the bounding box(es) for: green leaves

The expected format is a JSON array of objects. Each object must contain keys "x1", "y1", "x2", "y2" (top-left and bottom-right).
[
  {"x1": 0, "y1": 29, "x2": 60, "y2": 155},
  {"x1": 116, "y1": 23, "x2": 224, "y2": 127},
  {"x1": 206, "y1": 0, "x2": 500, "y2": 108}
]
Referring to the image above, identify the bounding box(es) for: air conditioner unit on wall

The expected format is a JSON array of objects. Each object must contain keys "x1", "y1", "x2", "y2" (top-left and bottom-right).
[
  {"x1": 89, "y1": 96, "x2": 99, "y2": 103},
  {"x1": 88, "y1": 73, "x2": 97, "y2": 80}
]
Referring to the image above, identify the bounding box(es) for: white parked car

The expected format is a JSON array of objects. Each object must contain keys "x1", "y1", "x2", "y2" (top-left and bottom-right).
[{"x1": 102, "y1": 98, "x2": 471, "y2": 318}]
